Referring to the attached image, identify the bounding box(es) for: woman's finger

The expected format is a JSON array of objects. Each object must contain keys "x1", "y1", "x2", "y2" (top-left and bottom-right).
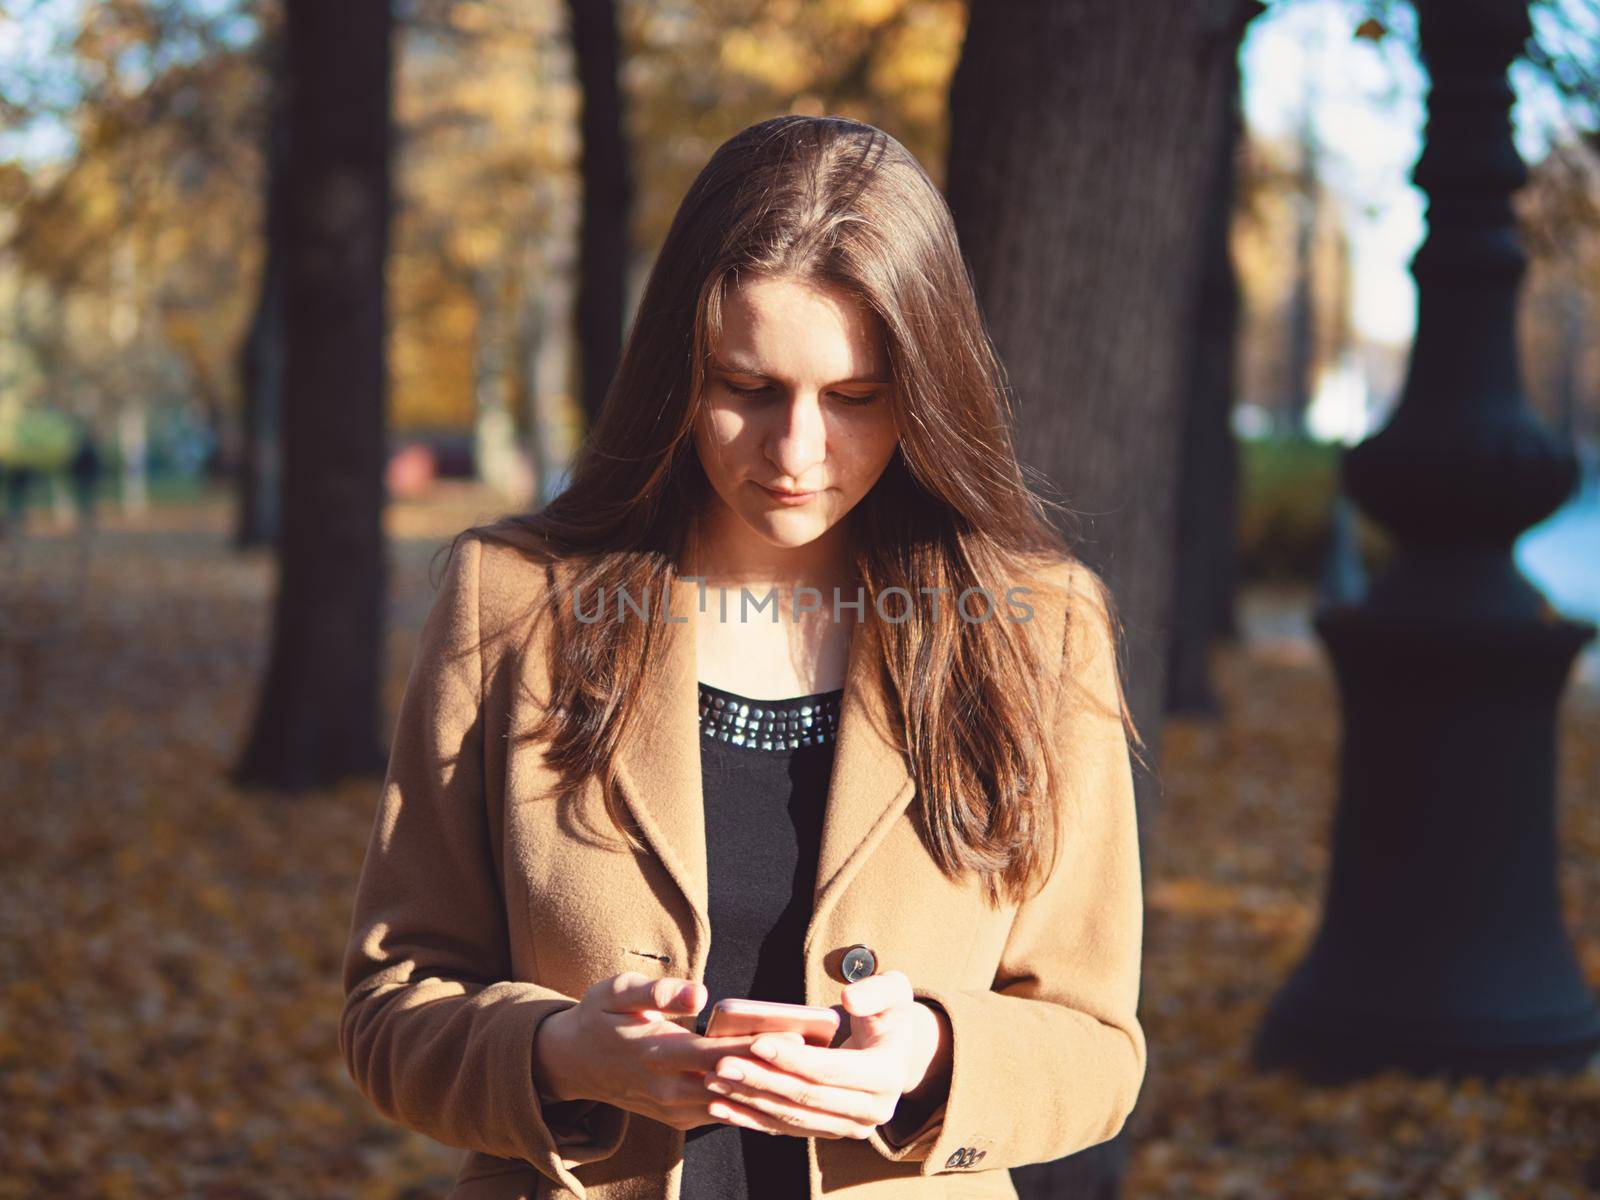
[
  {"x1": 647, "y1": 1031, "x2": 767, "y2": 1076},
  {"x1": 594, "y1": 973, "x2": 703, "y2": 1015},
  {"x1": 840, "y1": 970, "x2": 913, "y2": 1017},
  {"x1": 706, "y1": 1090, "x2": 877, "y2": 1141},
  {"x1": 705, "y1": 1058, "x2": 896, "y2": 1126},
  {"x1": 741, "y1": 1037, "x2": 890, "y2": 1091}
]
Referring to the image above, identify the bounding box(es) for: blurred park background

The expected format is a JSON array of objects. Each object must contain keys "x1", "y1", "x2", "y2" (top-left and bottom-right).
[{"x1": 2, "y1": 0, "x2": 1599, "y2": 1197}]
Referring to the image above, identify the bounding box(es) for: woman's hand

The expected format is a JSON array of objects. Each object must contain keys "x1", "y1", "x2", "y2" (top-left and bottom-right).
[
  {"x1": 534, "y1": 972, "x2": 774, "y2": 1132},
  {"x1": 699, "y1": 970, "x2": 953, "y2": 1140}
]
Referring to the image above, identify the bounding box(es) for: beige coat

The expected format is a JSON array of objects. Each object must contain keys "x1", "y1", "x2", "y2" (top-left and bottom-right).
[{"x1": 340, "y1": 533, "x2": 1146, "y2": 1200}]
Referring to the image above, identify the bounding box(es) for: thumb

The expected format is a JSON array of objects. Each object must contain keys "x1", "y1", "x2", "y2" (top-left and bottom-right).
[
  {"x1": 840, "y1": 976, "x2": 912, "y2": 1043},
  {"x1": 841, "y1": 972, "x2": 904, "y2": 1017},
  {"x1": 600, "y1": 974, "x2": 704, "y2": 1015},
  {"x1": 655, "y1": 979, "x2": 705, "y2": 1014}
]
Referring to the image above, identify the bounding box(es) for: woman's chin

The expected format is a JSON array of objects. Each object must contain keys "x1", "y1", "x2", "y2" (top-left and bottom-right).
[{"x1": 741, "y1": 509, "x2": 837, "y2": 550}]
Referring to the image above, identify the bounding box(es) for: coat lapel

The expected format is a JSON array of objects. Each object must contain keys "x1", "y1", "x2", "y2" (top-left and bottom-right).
[
  {"x1": 609, "y1": 574, "x2": 917, "y2": 958},
  {"x1": 810, "y1": 612, "x2": 918, "y2": 915}
]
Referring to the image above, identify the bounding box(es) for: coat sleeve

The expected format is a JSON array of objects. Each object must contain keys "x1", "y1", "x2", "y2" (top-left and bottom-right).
[
  {"x1": 867, "y1": 561, "x2": 1147, "y2": 1172},
  {"x1": 339, "y1": 534, "x2": 629, "y2": 1197}
]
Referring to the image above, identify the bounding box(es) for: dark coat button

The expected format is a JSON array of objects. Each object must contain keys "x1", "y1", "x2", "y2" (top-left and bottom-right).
[{"x1": 840, "y1": 944, "x2": 877, "y2": 982}]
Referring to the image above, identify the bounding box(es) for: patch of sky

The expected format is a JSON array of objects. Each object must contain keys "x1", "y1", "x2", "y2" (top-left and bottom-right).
[
  {"x1": 1242, "y1": 0, "x2": 1597, "y2": 350},
  {"x1": 0, "y1": 0, "x2": 256, "y2": 168}
]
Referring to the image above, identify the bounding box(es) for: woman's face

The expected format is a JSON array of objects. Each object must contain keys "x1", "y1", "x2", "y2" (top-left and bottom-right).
[{"x1": 692, "y1": 272, "x2": 899, "y2": 568}]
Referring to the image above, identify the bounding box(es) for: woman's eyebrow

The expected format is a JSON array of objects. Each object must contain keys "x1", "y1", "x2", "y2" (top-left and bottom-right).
[{"x1": 711, "y1": 356, "x2": 891, "y2": 385}]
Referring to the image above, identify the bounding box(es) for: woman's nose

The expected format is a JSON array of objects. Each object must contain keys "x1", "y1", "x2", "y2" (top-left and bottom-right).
[{"x1": 763, "y1": 392, "x2": 828, "y2": 478}]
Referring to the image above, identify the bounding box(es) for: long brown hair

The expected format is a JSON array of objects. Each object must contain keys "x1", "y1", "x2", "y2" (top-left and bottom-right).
[{"x1": 446, "y1": 114, "x2": 1144, "y2": 907}]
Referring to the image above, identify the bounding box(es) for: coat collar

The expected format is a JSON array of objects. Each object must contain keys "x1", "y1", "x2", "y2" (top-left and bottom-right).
[{"x1": 607, "y1": 574, "x2": 917, "y2": 950}]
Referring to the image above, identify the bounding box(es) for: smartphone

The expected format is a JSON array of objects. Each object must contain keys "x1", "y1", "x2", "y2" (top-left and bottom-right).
[{"x1": 702, "y1": 998, "x2": 841, "y2": 1047}]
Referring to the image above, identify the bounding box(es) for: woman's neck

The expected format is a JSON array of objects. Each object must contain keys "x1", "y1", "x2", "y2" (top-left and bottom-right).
[
  {"x1": 683, "y1": 509, "x2": 857, "y2": 599},
  {"x1": 683, "y1": 508, "x2": 859, "y2": 697}
]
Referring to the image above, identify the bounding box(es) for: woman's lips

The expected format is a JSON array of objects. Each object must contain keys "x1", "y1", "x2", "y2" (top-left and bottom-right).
[{"x1": 755, "y1": 482, "x2": 821, "y2": 506}]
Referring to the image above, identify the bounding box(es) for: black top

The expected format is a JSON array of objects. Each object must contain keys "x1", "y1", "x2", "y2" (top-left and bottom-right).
[{"x1": 681, "y1": 680, "x2": 844, "y2": 1200}]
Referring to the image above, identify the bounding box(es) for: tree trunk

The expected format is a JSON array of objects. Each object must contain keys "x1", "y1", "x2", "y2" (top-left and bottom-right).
[
  {"x1": 1552, "y1": 280, "x2": 1582, "y2": 444},
  {"x1": 1281, "y1": 114, "x2": 1318, "y2": 437},
  {"x1": 235, "y1": 0, "x2": 393, "y2": 791},
  {"x1": 236, "y1": 244, "x2": 285, "y2": 548},
  {"x1": 564, "y1": 0, "x2": 632, "y2": 432},
  {"x1": 474, "y1": 263, "x2": 523, "y2": 497},
  {"x1": 946, "y1": 1, "x2": 1250, "y2": 1194},
  {"x1": 235, "y1": 47, "x2": 288, "y2": 550},
  {"x1": 1168, "y1": 15, "x2": 1250, "y2": 714},
  {"x1": 530, "y1": 240, "x2": 578, "y2": 506}
]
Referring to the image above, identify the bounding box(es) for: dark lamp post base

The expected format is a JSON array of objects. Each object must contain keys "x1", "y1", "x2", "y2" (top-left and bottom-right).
[{"x1": 1252, "y1": 603, "x2": 1600, "y2": 1084}]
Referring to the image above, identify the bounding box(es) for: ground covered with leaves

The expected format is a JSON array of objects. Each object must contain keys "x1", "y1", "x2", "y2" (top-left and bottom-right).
[{"x1": 3, "y1": 490, "x2": 1598, "y2": 1198}]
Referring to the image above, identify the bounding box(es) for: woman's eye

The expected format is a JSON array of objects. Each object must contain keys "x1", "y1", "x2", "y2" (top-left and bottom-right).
[{"x1": 721, "y1": 381, "x2": 881, "y2": 406}]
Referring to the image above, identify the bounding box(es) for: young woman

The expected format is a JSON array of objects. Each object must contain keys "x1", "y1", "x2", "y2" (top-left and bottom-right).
[{"x1": 341, "y1": 115, "x2": 1148, "y2": 1200}]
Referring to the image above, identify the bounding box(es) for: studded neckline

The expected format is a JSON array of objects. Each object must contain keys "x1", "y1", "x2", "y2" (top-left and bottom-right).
[{"x1": 697, "y1": 681, "x2": 844, "y2": 751}]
